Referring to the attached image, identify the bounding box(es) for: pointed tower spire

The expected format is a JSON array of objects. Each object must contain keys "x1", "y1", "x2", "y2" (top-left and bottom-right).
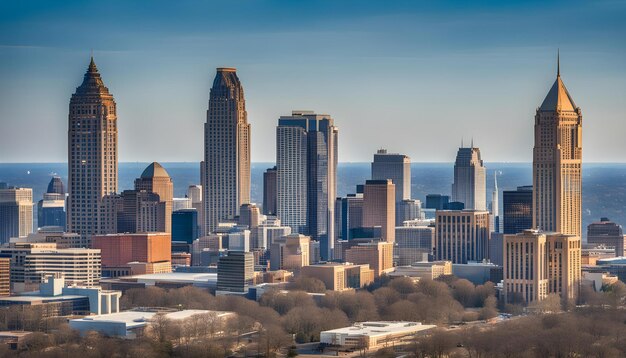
[
  {"x1": 471, "y1": 137, "x2": 474, "y2": 148},
  {"x1": 557, "y1": 49, "x2": 560, "y2": 77},
  {"x1": 88, "y1": 55, "x2": 98, "y2": 73},
  {"x1": 494, "y1": 170, "x2": 498, "y2": 191}
]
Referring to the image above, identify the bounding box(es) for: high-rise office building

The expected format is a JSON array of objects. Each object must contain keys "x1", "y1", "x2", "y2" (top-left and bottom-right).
[
  {"x1": 116, "y1": 162, "x2": 173, "y2": 234},
  {"x1": 362, "y1": 180, "x2": 395, "y2": 242},
  {"x1": 0, "y1": 187, "x2": 33, "y2": 245},
  {"x1": 37, "y1": 177, "x2": 66, "y2": 230},
  {"x1": 186, "y1": 185, "x2": 203, "y2": 235},
  {"x1": 238, "y1": 203, "x2": 261, "y2": 229},
  {"x1": 451, "y1": 146, "x2": 486, "y2": 210},
  {"x1": 395, "y1": 224, "x2": 434, "y2": 266},
  {"x1": 203, "y1": 68, "x2": 251, "y2": 235},
  {"x1": 533, "y1": 56, "x2": 582, "y2": 237},
  {"x1": 503, "y1": 186, "x2": 533, "y2": 235},
  {"x1": 276, "y1": 111, "x2": 338, "y2": 260},
  {"x1": 67, "y1": 57, "x2": 118, "y2": 244},
  {"x1": 335, "y1": 186, "x2": 364, "y2": 242},
  {"x1": 587, "y1": 218, "x2": 625, "y2": 256},
  {"x1": 217, "y1": 251, "x2": 254, "y2": 293},
  {"x1": 503, "y1": 229, "x2": 581, "y2": 304},
  {"x1": 134, "y1": 162, "x2": 173, "y2": 232},
  {"x1": 435, "y1": 210, "x2": 490, "y2": 264},
  {"x1": 172, "y1": 209, "x2": 199, "y2": 244},
  {"x1": 396, "y1": 199, "x2": 422, "y2": 226},
  {"x1": 263, "y1": 166, "x2": 277, "y2": 215},
  {"x1": 371, "y1": 149, "x2": 411, "y2": 203},
  {"x1": 425, "y1": 194, "x2": 450, "y2": 210},
  {"x1": 344, "y1": 241, "x2": 394, "y2": 277}
]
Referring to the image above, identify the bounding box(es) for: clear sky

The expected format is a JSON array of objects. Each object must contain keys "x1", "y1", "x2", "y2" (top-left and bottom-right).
[{"x1": 1, "y1": 0, "x2": 625, "y2": 163}]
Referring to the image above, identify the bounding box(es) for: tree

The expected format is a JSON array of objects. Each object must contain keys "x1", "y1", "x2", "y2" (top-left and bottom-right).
[
  {"x1": 288, "y1": 276, "x2": 327, "y2": 293},
  {"x1": 479, "y1": 296, "x2": 498, "y2": 320}
]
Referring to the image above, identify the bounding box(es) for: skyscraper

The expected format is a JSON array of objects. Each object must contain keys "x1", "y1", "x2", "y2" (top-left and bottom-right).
[
  {"x1": 0, "y1": 187, "x2": 33, "y2": 244},
  {"x1": 263, "y1": 166, "x2": 277, "y2": 215},
  {"x1": 37, "y1": 177, "x2": 66, "y2": 230},
  {"x1": 587, "y1": 218, "x2": 625, "y2": 257},
  {"x1": 503, "y1": 186, "x2": 533, "y2": 235},
  {"x1": 435, "y1": 210, "x2": 490, "y2": 264},
  {"x1": 371, "y1": 149, "x2": 411, "y2": 203},
  {"x1": 67, "y1": 57, "x2": 118, "y2": 243},
  {"x1": 134, "y1": 162, "x2": 174, "y2": 232},
  {"x1": 533, "y1": 55, "x2": 582, "y2": 237},
  {"x1": 451, "y1": 146, "x2": 486, "y2": 210},
  {"x1": 203, "y1": 68, "x2": 251, "y2": 235},
  {"x1": 362, "y1": 180, "x2": 395, "y2": 243},
  {"x1": 276, "y1": 111, "x2": 338, "y2": 260}
]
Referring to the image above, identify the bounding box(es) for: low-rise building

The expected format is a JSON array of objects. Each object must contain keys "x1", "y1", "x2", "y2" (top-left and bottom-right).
[
  {"x1": 300, "y1": 263, "x2": 374, "y2": 291},
  {"x1": 320, "y1": 321, "x2": 436, "y2": 350},
  {"x1": 70, "y1": 308, "x2": 234, "y2": 338},
  {"x1": 389, "y1": 261, "x2": 452, "y2": 281}
]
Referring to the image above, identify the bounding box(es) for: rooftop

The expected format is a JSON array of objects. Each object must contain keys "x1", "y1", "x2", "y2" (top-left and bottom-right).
[{"x1": 322, "y1": 321, "x2": 436, "y2": 337}]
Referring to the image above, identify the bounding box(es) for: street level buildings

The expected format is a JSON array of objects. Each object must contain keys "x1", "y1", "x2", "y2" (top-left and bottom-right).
[{"x1": 203, "y1": 68, "x2": 251, "y2": 234}]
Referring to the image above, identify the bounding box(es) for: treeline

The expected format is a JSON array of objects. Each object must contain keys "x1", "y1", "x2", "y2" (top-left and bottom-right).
[{"x1": 409, "y1": 307, "x2": 626, "y2": 358}]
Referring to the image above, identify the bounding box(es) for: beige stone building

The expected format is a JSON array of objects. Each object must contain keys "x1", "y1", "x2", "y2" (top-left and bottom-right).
[
  {"x1": 362, "y1": 180, "x2": 395, "y2": 243},
  {"x1": 67, "y1": 58, "x2": 118, "y2": 244},
  {"x1": 203, "y1": 68, "x2": 251, "y2": 235},
  {"x1": 134, "y1": 162, "x2": 173, "y2": 232},
  {"x1": 0, "y1": 187, "x2": 33, "y2": 244},
  {"x1": 503, "y1": 229, "x2": 581, "y2": 304},
  {"x1": 435, "y1": 210, "x2": 490, "y2": 264},
  {"x1": 269, "y1": 234, "x2": 310, "y2": 271},
  {"x1": 300, "y1": 262, "x2": 374, "y2": 291},
  {"x1": 532, "y1": 57, "x2": 582, "y2": 237},
  {"x1": 344, "y1": 241, "x2": 394, "y2": 277}
]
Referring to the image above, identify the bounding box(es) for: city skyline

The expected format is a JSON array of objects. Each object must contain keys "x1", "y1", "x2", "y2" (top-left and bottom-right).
[{"x1": 1, "y1": 1, "x2": 626, "y2": 164}]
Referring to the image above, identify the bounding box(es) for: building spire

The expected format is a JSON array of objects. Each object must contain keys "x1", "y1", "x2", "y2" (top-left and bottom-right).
[
  {"x1": 471, "y1": 137, "x2": 474, "y2": 148},
  {"x1": 557, "y1": 48, "x2": 560, "y2": 78}
]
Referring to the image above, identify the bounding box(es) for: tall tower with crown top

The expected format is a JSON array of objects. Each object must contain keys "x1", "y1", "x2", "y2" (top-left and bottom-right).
[
  {"x1": 532, "y1": 52, "x2": 582, "y2": 236},
  {"x1": 67, "y1": 57, "x2": 118, "y2": 243}
]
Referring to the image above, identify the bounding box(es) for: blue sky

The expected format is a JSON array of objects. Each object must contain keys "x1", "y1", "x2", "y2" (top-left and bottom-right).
[{"x1": 1, "y1": 0, "x2": 625, "y2": 162}]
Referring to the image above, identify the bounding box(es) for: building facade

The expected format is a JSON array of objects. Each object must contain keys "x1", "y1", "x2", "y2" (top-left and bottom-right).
[
  {"x1": 217, "y1": 251, "x2": 254, "y2": 293},
  {"x1": 503, "y1": 229, "x2": 581, "y2": 304},
  {"x1": 263, "y1": 166, "x2": 277, "y2": 215},
  {"x1": 587, "y1": 218, "x2": 625, "y2": 257},
  {"x1": 532, "y1": 59, "x2": 582, "y2": 237},
  {"x1": 37, "y1": 177, "x2": 66, "y2": 230},
  {"x1": 67, "y1": 58, "x2": 118, "y2": 244},
  {"x1": 371, "y1": 149, "x2": 411, "y2": 204},
  {"x1": 203, "y1": 68, "x2": 251, "y2": 234},
  {"x1": 276, "y1": 111, "x2": 338, "y2": 260},
  {"x1": 451, "y1": 146, "x2": 486, "y2": 210},
  {"x1": 172, "y1": 209, "x2": 199, "y2": 244},
  {"x1": 362, "y1": 180, "x2": 395, "y2": 243},
  {"x1": 395, "y1": 225, "x2": 434, "y2": 266},
  {"x1": 269, "y1": 234, "x2": 310, "y2": 271},
  {"x1": 503, "y1": 186, "x2": 533, "y2": 235},
  {"x1": 435, "y1": 210, "x2": 490, "y2": 264},
  {"x1": 0, "y1": 187, "x2": 33, "y2": 244}
]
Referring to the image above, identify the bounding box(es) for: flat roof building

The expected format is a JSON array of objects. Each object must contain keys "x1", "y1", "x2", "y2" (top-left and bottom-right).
[{"x1": 320, "y1": 321, "x2": 436, "y2": 350}]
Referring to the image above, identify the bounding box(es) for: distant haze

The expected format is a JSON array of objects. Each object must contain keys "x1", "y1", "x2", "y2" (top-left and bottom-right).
[{"x1": 1, "y1": 1, "x2": 625, "y2": 163}]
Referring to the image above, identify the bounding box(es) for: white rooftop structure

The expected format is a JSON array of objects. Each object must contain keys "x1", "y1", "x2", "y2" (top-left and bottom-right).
[
  {"x1": 70, "y1": 309, "x2": 234, "y2": 338},
  {"x1": 320, "y1": 321, "x2": 436, "y2": 350}
]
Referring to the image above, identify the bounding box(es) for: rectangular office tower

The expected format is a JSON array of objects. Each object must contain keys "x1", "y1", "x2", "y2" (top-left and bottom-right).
[
  {"x1": 217, "y1": 251, "x2": 254, "y2": 293},
  {"x1": 435, "y1": 210, "x2": 490, "y2": 264},
  {"x1": 0, "y1": 186, "x2": 33, "y2": 245},
  {"x1": 503, "y1": 186, "x2": 533, "y2": 235},
  {"x1": 67, "y1": 58, "x2": 118, "y2": 243},
  {"x1": 503, "y1": 230, "x2": 581, "y2": 304},
  {"x1": 363, "y1": 180, "x2": 396, "y2": 243},
  {"x1": 276, "y1": 111, "x2": 338, "y2": 260},
  {"x1": 203, "y1": 68, "x2": 251, "y2": 235},
  {"x1": 371, "y1": 149, "x2": 411, "y2": 203},
  {"x1": 587, "y1": 218, "x2": 625, "y2": 256},
  {"x1": 452, "y1": 146, "x2": 486, "y2": 210},
  {"x1": 263, "y1": 166, "x2": 277, "y2": 215}
]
